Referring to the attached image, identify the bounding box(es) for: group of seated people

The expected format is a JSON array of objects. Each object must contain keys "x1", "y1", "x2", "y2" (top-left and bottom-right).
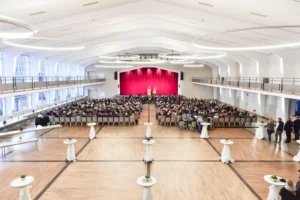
[
  {"x1": 34, "y1": 96, "x2": 145, "y2": 126},
  {"x1": 155, "y1": 95, "x2": 257, "y2": 130},
  {"x1": 44, "y1": 97, "x2": 143, "y2": 118},
  {"x1": 156, "y1": 95, "x2": 255, "y2": 119}
]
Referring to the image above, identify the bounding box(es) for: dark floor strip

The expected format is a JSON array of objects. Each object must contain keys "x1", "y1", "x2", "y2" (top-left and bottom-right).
[
  {"x1": 39, "y1": 128, "x2": 55, "y2": 137},
  {"x1": 34, "y1": 126, "x2": 104, "y2": 199},
  {"x1": 41, "y1": 137, "x2": 89, "y2": 139},
  {"x1": 0, "y1": 159, "x2": 295, "y2": 163},
  {"x1": 205, "y1": 139, "x2": 221, "y2": 156},
  {"x1": 76, "y1": 160, "x2": 221, "y2": 162},
  {"x1": 0, "y1": 160, "x2": 66, "y2": 162},
  {"x1": 228, "y1": 164, "x2": 262, "y2": 200},
  {"x1": 76, "y1": 127, "x2": 103, "y2": 157},
  {"x1": 205, "y1": 138, "x2": 262, "y2": 200},
  {"x1": 34, "y1": 162, "x2": 70, "y2": 200},
  {"x1": 244, "y1": 128, "x2": 296, "y2": 157}
]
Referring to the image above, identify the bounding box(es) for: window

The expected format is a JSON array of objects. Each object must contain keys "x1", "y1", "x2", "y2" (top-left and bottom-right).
[
  {"x1": 54, "y1": 90, "x2": 60, "y2": 102},
  {"x1": 38, "y1": 92, "x2": 47, "y2": 103},
  {"x1": 0, "y1": 98, "x2": 4, "y2": 116},
  {"x1": 55, "y1": 62, "x2": 62, "y2": 77},
  {"x1": 66, "y1": 88, "x2": 71, "y2": 99},
  {"x1": 14, "y1": 95, "x2": 28, "y2": 112},
  {"x1": 38, "y1": 59, "x2": 47, "y2": 81},
  {"x1": 0, "y1": 51, "x2": 3, "y2": 84},
  {"x1": 14, "y1": 55, "x2": 29, "y2": 83}
]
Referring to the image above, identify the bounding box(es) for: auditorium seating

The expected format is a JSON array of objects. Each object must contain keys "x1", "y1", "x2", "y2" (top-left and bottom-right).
[{"x1": 50, "y1": 115, "x2": 138, "y2": 126}]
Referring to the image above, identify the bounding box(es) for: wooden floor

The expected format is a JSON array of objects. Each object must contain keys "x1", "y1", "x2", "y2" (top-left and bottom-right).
[{"x1": 1, "y1": 104, "x2": 299, "y2": 200}]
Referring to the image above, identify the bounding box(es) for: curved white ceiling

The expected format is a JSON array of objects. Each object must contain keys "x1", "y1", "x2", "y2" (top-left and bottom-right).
[{"x1": 1, "y1": 0, "x2": 300, "y2": 67}]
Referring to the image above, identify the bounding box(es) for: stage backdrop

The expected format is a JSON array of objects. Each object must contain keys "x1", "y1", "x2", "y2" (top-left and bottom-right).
[{"x1": 120, "y1": 67, "x2": 178, "y2": 95}]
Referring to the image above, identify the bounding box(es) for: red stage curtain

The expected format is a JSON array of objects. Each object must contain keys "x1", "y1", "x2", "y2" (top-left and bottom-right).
[{"x1": 120, "y1": 68, "x2": 178, "y2": 95}]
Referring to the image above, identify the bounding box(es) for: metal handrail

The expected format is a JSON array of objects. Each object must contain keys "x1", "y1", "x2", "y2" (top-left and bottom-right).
[
  {"x1": 191, "y1": 77, "x2": 300, "y2": 94},
  {"x1": 0, "y1": 76, "x2": 106, "y2": 93}
]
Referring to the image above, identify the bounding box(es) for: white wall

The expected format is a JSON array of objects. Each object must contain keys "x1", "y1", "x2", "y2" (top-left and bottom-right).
[{"x1": 85, "y1": 64, "x2": 213, "y2": 99}]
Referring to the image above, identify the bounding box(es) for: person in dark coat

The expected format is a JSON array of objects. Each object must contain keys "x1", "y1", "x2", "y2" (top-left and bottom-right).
[
  {"x1": 279, "y1": 179, "x2": 297, "y2": 200},
  {"x1": 296, "y1": 169, "x2": 300, "y2": 194},
  {"x1": 294, "y1": 116, "x2": 300, "y2": 140},
  {"x1": 35, "y1": 117, "x2": 42, "y2": 127},
  {"x1": 284, "y1": 117, "x2": 294, "y2": 143},
  {"x1": 275, "y1": 118, "x2": 284, "y2": 143}
]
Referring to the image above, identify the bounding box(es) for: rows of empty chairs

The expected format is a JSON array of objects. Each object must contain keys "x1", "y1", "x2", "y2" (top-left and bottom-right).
[
  {"x1": 213, "y1": 116, "x2": 257, "y2": 127},
  {"x1": 49, "y1": 115, "x2": 137, "y2": 126},
  {"x1": 157, "y1": 115, "x2": 258, "y2": 128}
]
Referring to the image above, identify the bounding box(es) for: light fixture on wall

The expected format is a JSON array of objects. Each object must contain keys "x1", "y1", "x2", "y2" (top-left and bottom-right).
[
  {"x1": 0, "y1": 15, "x2": 38, "y2": 38},
  {"x1": 4, "y1": 37, "x2": 85, "y2": 51}
]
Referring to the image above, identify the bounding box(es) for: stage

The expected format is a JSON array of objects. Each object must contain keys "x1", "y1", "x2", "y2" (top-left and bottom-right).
[{"x1": 119, "y1": 67, "x2": 179, "y2": 95}]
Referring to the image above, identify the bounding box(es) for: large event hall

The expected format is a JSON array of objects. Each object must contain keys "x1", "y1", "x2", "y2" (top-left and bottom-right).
[{"x1": 1, "y1": 0, "x2": 300, "y2": 200}]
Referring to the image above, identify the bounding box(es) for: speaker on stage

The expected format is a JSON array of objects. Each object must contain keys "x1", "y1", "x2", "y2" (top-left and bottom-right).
[
  {"x1": 114, "y1": 71, "x2": 118, "y2": 80},
  {"x1": 180, "y1": 72, "x2": 184, "y2": 80}
]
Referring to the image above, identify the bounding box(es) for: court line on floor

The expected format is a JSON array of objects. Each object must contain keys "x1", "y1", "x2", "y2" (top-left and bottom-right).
[
  {"x1": 244, "y1": 128, "x2": 295, "y2": 157},
  {"x1": 34, "y1": 126, "x2": 103, "y2": 200},
  {"x1": 205, "y1": 138, "x2": 262, "y2": 200},
  {"x1": 34, "y1": 162, "x2": 70, "y2": 200},
  {"x1": 1, "y1": 159, "x2": 293, "y2": 163},
  {"x1": 39, "y1": 128, "x2": 55, "y2": 137}
]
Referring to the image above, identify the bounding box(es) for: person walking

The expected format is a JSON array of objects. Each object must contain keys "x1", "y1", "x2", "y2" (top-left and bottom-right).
[
  {"x1": 266, "y1": 119, "x2": 275, "y2": 143},
  {"x1": 275, "y1": 118, "x2": 284, "y2": 143},
  {"x1": 294, "y1": 116, "x2": 300, "y2": 140},
  {"x1": 284, "y1": 117, "x2": 294, "y2": 143}
]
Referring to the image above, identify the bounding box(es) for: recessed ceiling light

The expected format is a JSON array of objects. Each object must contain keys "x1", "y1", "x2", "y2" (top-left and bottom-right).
[
  {"x1": 29, "y1": 11, "x2": 46, "y2": 16},
  {"x1": 83, "y1": 1, "x2": 99, "y2": 6},
  {"x1": 198, "y1": 2, "x2": 214, "y2": 7},
  {"x1": 249, "y1": 12, "x2": 267, "y2": 18}
]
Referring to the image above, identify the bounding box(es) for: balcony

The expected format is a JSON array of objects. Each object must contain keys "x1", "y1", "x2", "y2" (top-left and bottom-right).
[
  {"x1": 192, "y1": 77, "x2": 300, "y2": 99},
  {"x1": 0, "y1": 76, "x2": 105, "y2": 97}
]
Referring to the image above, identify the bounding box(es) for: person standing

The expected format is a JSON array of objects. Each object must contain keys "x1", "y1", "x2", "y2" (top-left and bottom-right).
[
  {"x1": 294, "y1": 116, "x2": 300, "y2": 140},
  {"x1": 296, "y1": 169, "x2": 300, "y2": 193},
  {"x1": 284, "y1": 117, "x2": 294, "y2": 143},
  {"x1": 266, "y1": 119, "x2": 275, "y2": 143},
  {"x1": 279, "y1": 179, "x2": 297, "y2": 200},
  {"x1": 197, "y1": 116, "x2": 204, "y2": 134},
  {"x1": 275, "y1": 118, "x2": 284, "y2": 143}
]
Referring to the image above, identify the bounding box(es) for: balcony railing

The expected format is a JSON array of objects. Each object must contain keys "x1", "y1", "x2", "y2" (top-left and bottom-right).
[
  {"x1": 192, "y1": 77, "x2": 300, "y2": 94},
  {"x1": 0, "y1": 76, "x2": 106, "y2": 93}
]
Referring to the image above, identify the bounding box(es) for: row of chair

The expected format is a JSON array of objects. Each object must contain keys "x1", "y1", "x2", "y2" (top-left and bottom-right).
[
  {"x1": 156, "y1": 114, "x2": 258, "y2": 128},
  {"x1": 213, "y1": 116, "x2": 257, "y2": 127},
  {"x1": 49, "y1": 116, "x2": 137, "y2": 126}
]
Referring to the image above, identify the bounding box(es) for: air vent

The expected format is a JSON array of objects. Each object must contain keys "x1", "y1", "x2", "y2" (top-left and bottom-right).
[
  {"x1": 83, "y1": 1, "x2": 99, "y2": 6},
  {"x1": 198, "y1": 2, "x2": 214, "y2": 7},
  {"x1": 249, "y1": 12, "x2": 267, "y2": 18},
  {"x1": 29, "y1": 11, "x2": 46, "y2": 16}
]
